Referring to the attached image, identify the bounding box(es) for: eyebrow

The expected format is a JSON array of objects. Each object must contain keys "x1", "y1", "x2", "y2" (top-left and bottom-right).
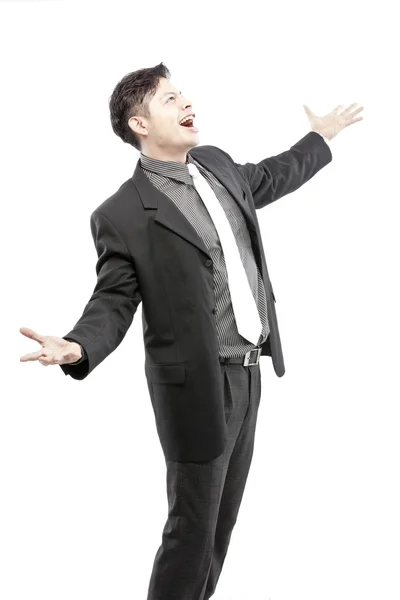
[{"x1": 161, "y1": 91, "x2": 182, "y2": 99}]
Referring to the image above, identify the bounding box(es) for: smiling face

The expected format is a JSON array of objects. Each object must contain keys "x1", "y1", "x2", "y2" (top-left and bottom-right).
[{"x1": 128, "y1": 77, "x2": 199, "y2": 163}]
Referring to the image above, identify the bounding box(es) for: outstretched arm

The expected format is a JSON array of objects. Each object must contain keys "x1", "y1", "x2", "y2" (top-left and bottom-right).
[
  {"x1": 223, "y1": 103, "x2": 364, "y2": 209},
  {"x1": 232, "y1": 131, "x2": 333, "y2": 209},
  {"x1": 60, "y1": 209, "x2": 142, "y2": 380}
]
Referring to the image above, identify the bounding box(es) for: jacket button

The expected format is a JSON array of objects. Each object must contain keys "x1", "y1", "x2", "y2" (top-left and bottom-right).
[
  {"x1": 205, "y1": 259, "x2": 212, "y2": 267},
  {"x1": 212, "y1": 308, "x2": 216, "y2": 314}
]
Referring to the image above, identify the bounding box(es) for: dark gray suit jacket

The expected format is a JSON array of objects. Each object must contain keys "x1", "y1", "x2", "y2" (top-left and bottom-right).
[{"x1": 60, "y1": 132, "x2": 332, "y2": 461}]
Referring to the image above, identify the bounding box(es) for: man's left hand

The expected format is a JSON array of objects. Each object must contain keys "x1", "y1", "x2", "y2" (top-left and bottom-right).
[{"x1": 303, "y1": 103, "x2": 364, "y2": 141}]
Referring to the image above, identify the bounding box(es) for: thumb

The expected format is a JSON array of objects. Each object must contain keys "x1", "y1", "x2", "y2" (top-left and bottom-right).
[{"x1": 303, "y1": 104, "x2": 313, "y2": 118}]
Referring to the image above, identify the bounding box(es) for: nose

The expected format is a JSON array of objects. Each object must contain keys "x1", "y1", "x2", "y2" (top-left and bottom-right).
[{"x1": 181, "y1": 95, "x2": 193, "y2": 111}]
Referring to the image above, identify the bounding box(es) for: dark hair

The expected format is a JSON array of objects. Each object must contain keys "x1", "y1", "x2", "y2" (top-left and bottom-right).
[{"x1": 109, "y1": 62, "x2": 171, "y2": 152}]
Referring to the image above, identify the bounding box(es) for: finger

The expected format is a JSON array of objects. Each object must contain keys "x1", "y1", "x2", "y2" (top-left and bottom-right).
[
  {"x1": 342, "y1": 103, "x2": 360, "y2": 115},
  {"x1": 303, "y1": 105, "x2": 314, "y2": 117},
  {"x1": 19, "y1": 327, "x2": 45, "y2": 344},
  {"x1": 20, "y1": 349, "x2": 45, "y2": 362},
  {"x1": 52, "y1": 355, "x2": 64, "y2": 364},
  {"x1": 332, "y1": 105, "x2": 345, "y2": 114},
  {"x1": 40, "y1": 355, "x2": 64, "y2": 366},
  {"x1": 349, "y1": 106, "x2": 364, "y2": 117},
  {"x1": 39, "y1": 357, "x2": 51, "y2": 366},
  {"x1": 345, "y1": 117, "x2": 364, "y2": 126}
]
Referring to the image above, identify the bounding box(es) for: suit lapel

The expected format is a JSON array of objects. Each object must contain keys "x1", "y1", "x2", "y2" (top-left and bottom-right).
[
  {"x1": 131, "y1": 147, "x2": 258, "y2": 260},
  {"x1": 190, "y1": 149, "x2": 257, "y2": 234}
]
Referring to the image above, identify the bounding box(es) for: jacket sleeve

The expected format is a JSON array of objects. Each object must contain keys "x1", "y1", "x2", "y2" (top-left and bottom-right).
[
  {"x1": 220, "y1": 131, "x2": 333, "y2": 210},
  {"x1": 59, "y1": 209, "x2": 142, "y2": 381}
]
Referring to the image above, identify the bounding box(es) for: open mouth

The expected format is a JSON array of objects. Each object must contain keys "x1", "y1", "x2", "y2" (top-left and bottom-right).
[
  {"x1": 180, "y1": 118, "x2": 194, "y2": 128},
  {"x1": 179, "y1": 116, "x2": 198, "y2": 132}
]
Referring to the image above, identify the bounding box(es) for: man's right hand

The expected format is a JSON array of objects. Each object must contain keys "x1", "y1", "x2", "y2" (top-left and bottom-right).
[{"x1": 19, "y1": 327, "x2": 82, "y2": 366}]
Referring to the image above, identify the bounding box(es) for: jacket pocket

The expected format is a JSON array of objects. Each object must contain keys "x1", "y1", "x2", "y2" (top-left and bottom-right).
[{"x1": 145, "y1": 363, "x2": 186, "y2": 385}]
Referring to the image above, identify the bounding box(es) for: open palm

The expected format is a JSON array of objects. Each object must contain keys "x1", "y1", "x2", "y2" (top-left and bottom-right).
[
  {"x1": 303, "y1": 103, "x2": 364, "y2": 140},
  {"x1": 19, "y1": 327, "x2": 81, "y2": 366}
]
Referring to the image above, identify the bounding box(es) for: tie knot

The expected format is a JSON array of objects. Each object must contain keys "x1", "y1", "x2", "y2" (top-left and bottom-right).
[{"x1": 188, "y1": 163, "x2": 200, "y2": 179}]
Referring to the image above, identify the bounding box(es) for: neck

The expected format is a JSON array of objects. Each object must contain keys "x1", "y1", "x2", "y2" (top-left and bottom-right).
[{"x1": 141, "y1": 147, "x2": 189, "y2": 164}]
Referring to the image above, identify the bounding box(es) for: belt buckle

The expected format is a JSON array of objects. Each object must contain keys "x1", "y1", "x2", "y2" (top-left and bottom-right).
[{"x1": 243, "y1": 347, "x2": 261, "y2": 366}]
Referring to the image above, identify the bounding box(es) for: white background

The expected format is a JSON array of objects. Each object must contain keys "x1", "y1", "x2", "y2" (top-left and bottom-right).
[{"x1": 1, "y1": 0, "x2": 399, "y2": 599}]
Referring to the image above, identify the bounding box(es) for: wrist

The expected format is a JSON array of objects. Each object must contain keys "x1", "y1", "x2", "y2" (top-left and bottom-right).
[
  {"x1": 63, "y1": 338, "x2": 84, "y2": 364},
  {"x1": 72, "y1": 342, "x2": 82, "y2": 357},
  {"x1": 312, "y1": 130, "x2": 331, "y2": 144}
]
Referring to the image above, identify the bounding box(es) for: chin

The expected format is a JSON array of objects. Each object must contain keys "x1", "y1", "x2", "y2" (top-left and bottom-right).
[{"x1": 187, "y1": 137, "x2": 200, "y2": 150}]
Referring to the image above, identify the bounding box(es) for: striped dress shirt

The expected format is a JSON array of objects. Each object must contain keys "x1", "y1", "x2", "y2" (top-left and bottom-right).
[{"x1": 139, "y1": 151, "x2": 270, "y2": 358}]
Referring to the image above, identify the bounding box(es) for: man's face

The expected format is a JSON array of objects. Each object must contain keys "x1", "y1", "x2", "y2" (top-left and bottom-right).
[{"x1": 129, "y1": 77, "x2": 199, "y2": 159}]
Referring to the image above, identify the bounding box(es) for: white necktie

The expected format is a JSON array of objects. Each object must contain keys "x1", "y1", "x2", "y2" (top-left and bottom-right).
[{"x1": 187, "y1": 162, "x2": 263, "y2": 346}]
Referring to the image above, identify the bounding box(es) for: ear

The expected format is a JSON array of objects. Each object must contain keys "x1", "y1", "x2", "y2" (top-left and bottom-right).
[{"x1": 128, "y1": 116, "x2": 148, "y2": 137}]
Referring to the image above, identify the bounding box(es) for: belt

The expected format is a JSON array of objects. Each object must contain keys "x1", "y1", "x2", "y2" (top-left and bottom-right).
[{"x1": 219, "y1": 346, "x2": 262, "y2": 366}]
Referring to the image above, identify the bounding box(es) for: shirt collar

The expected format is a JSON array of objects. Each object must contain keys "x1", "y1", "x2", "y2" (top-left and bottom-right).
[{"x1": 139, "y1": 151, "x2": 196, "y2": 185}]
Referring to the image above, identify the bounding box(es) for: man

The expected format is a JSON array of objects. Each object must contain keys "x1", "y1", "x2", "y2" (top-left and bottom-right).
[{"x1": 19, "y1": 62, "x2": 363, "y2": 599}]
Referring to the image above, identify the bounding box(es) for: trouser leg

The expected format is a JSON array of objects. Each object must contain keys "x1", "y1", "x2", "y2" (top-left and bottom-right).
[
  {"x1": 202, "y1": 363, "x2": 261, "y2": 599},
  {"x1": 146, "y1": 363, "x2": 261, "y2": 600}
]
